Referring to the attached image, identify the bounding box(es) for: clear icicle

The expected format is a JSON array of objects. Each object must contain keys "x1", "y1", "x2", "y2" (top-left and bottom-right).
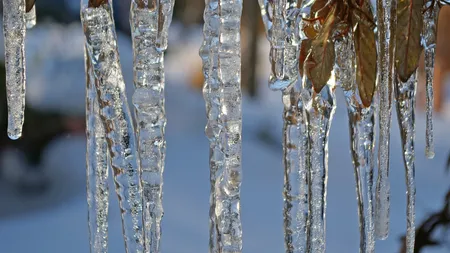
[
  {"x1": 25, "y1": 5, "x2": 36, "y2": 29},
  {"x1": 335, "y1": 37, "x2": 375, "y2": 253},
  {"x1": 214, "y1": 0, "x2": 244, "y2": 251},
  {"x1": 257, "y1": 0, "x2": 302, "y2": 90},
  {"x1": 302, "y1": 79, "x2": 336, "y2": 253},
  {"x1": 422, "y1": 2, "x2": 438, "y2": 159},
  {"x1": 375, "y1": 0, "x2": 397, "y2": 240},
  {"x1": 85, "y1": 50, "x2": 110, "y2": 253},
  {"x1": 200, "y1": 0, "x2": 221, "y2": 251},
  {"x1": 3, "y1": 0, "x2": 26, "y2": 140},
  {"x1": 282, "y1": 82, "x2": 309, "y2": 253},
  {"x1": 130, "y1": 1, "x2": 174, "y2": 251},
  {"x1": 395, "y1": 73, "x2": 417, "y2": 253},
  {"x1": 81, "y1": 3, "x2": 144, "y2": 252}
]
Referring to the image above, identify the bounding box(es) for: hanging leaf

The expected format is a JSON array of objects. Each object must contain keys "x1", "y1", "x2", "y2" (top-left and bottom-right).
[
  {"x1": 88, "y1": 0, "x2": 108, "y2": 8},
  {"x1": 395, "y1": 0, "x2": 423, "y2": 82},
  {"x1": 304, "y1": 4, "x2": 337, "y2": 93},
  {"x1": 25, "y1": 0, "x2": 36, "y2": 12},
  {"x1": 351, "y1": 0, "x2": 377, "y2": 107},
  {"x1": 299, "y1": 39, "x2": 312, "y2": 77}
]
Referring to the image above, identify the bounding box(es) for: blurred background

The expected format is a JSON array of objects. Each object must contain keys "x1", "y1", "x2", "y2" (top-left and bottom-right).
[{"x1": 0, "y1": 1, "x2": 449, "y2": 252}]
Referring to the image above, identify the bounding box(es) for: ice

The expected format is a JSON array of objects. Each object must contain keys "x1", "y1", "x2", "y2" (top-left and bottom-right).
[
  {"x1": 25, "y1": 5, "x2": 37, "y2": 29},
  {"x1": 3, "y1": 0, "x2": 27, "y2": 139}
]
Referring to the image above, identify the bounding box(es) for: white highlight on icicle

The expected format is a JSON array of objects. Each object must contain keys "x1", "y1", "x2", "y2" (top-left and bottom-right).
[
  {"x1": 282, "y1": 83, "x2": 309, "y2": 253},
  {"x1": 200, "y1": 0, "x2": 221, "y2": 251},
  {"x1": 302, "y1": 78, "x2": 336, "y2": 253},
  {"x1": 25, "y1": 5, "x2": 36, "y2": 29},
  {"x1": 81, "y1": 3, "x2": 144, "y2": 252},
  {"x1": 375, "y1": 0, "x2": 397, "y2": 240},
  {"x1": 257, "y1": 0, "x2": 301, "y2": 90},
  {"x1": 395, "y1": 73, "x2": 417, "y2": 253},
  {"x1": 3, "y1": 0, "x2": 27, "y2": 140},
  {"x1": 205, "y1": 0, "x2": 244, "y2": 251},
  {"x1": 335, "y1": 37, "x2": 375, "y2": 253},
  {"x1": 85, "y1": 50, "x2": 109, "y2": 253},
  {"x1": 422, "y1": 2, "x2": 438, "y2": 159},
  {"x1": 130, "y1": 1, "x2": 174, "y2": 251}
]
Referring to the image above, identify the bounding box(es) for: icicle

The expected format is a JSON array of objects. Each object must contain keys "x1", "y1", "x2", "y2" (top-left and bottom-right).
[
  {"x1": 200, "y1": 0, "x2": 221, "y2": 251},
  {"x1": 375, "y1": 0, "x2": 397, "y2": 240},
  {"x1": 81, "y1": 2, "x2": 144, "y2": 252},
  {"x1": 257, "y1": 0, "x2": 301, "y2": 90},
  {"x1": 335, "y1": 37, "x2": 375, "y2": 253},
  {"x1": 3, "y1": 0, "x2": 27, "y2": 139},
  {"x1": 85, "y1": 49, "x2": 109, "y2": 253},
  {"x1": 130, "y1": 1, "x2": 174, "y2": 251},
  {"x1": 25, "y1": 5, "x2": 36, "y2": 29},
  {"x1": 301, "y1": 78, "x2": 336, "y2": 253},
  {"x1": 422, "y1": 2, "x2": 438, "y2": 159},
  {"x1": 282, "y1": 82, "x2": 309, "y2": 253},
  {"x1": 214, "y1": 0, "x2": 244, "y2": 251},
  {"x1": 395, "y1": 73, "x2": 417, "y2": 253}
]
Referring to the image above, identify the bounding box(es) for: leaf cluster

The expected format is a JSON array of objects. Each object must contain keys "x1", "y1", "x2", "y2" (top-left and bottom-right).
[{"x1": 300, "y1": 0, "x2": 377, "y2": 107}]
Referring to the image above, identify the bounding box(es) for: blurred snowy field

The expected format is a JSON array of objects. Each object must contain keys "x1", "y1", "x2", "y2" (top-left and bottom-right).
[{"x1": 0, "y1": 22, "x2": 449, "y2": 253}]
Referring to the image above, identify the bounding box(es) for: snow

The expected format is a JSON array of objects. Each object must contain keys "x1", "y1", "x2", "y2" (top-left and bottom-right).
[{"x1": 0, "y1": 22, "x2": 449, "y2": 253}]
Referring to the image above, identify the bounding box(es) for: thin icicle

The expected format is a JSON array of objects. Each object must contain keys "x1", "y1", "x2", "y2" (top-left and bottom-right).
[
  {"x1": 395, "y1": 73, "x2": 417, "y2": 253},
  {"x1": 3, "y1": 0, "x2": 26, "y2": 140},
  {"x1": 282, "y1": 82, "x2": 309, "y2": 253},
  {"x1": 81, "y1": 3, "x2": 144, "y2": 252},
  {"x1": 335, "y1": 37, "x2": 375, "y2": 253},
  {"x1": 257, "y1": 0, "x2": 302, "y2": 90},
  {"x1": 85, "y1": 50, "x2": 109, "y2": 253},
  {"x1": 214, "y1": 0, "x2": 243, "y2": 251},
  {"x1": 130, "y1": 1, "x2": 174, "y2": 251},
  {"x1": 422, "y1": 2, "x2": 438, "y2": 159},
  {"x1": 375, "y1": 0, "x2": 397, "y2": 240},
  {"x1": 302, "y1": 78, "x2": 336, "y2": 253},
  {"x1": 25, "y1": 5, "x2": 36, "y2": 29},
  {"x1": 200, "y1": 0, "x2": 221, "y2": 251}
]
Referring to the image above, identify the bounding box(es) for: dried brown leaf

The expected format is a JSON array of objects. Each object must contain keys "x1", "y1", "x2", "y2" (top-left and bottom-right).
[
  {"x1": 88, "y1": 0, "x2": 108, "y2": 8},
  {"x1": 395, "y1": 0, "x2": 424, "y2": 82},
  {"x1": 351, "y1": 0, "x2": 377, "y2": 107},
  {"x1": 304, "y1": 5, "x2": 337, "y2": 93},
  {"x1": 25, "y1": 0, "x2": 35, "y2": 12}
]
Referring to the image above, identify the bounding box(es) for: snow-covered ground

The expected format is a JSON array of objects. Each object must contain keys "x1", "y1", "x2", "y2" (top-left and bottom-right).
[{"x1": 0, "y1": 22, "x2": 449, "y2": 253}]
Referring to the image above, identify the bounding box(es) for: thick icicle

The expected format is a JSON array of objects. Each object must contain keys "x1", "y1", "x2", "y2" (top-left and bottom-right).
[
  {"x1": 335, "y1": 37, "x2": 375, "y2": 253},
  {"x1": 395, "y1": 73, "x2": 417, "y2": 253},
  {"x1": 375, "y1": 0, "x2": 397, "y2": 240},
  {"x1": 302, "y1": 78, "x2": 336, "y2": 253},
  {"x1": 214, "y1": 0, "x2": 244, "y2": 251},
  {"x1": 81, "y1": 3, "x2": 144, "y2": 252},
  {"x1": 257, "y1": 0, "x2": 301, "y2": 90},
  {"x1": 85, "y1": 50, "x2": 109, "y2": 253},
  {"x1": 130, "y1": 1, "x2": 174, "y2": 251},
  {"x1": 282, "y1": 82, "x2": 309, "y2": 253},
  {"x1": 422, "y1": 2, "x2": 438, "y2": 159},
  {"x1": 25, "y1": 5, "x2": 36, "y2": 29},
  {"x1": 200, "y1": 0, "x2": 221, "y2": 251},
  {"x1": 3, "y1": 0, "x2": 27, "y2": 139}
]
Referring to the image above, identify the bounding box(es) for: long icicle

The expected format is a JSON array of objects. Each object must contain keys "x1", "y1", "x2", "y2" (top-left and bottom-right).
[
  {"x1": 215, "y1": 0, "x2": 243, "y2": 251},
  {"x1": 85, "y1": 49, "x2": 110, "y2": 253},
  {"x1": 256, "y1": 1, "x2": 308, "y2": 252},
  {"x1": 3, "y1": 0, "x2": 27, "y2": 139},
  {"x1": 282, "y1": 82, "x2": 309, "y2": 253},
  {"x1": 302, "y1": 79, "x2": 336, "y2": 253},
  {"x1": 81, "y1": 2, "x2": 145, "y2": 252},
  {"x1": 335, "y1": 37, "x2": 375, "y2": 253},
  {"x1": 395, "y1": 73, "x2": 417, "y2": 253},
  {"x1": 422, "y1": 1, "x2": 438, "y2": 159},
  {"x1": 130, "y1": 1, "x2": 174, "y2": 251},
  {"x1": 375, "y1": 0, "x2": 397, "y2": 240},
  {"x1": 200, "y1": 0, "x2": 221, "y2": 251}
]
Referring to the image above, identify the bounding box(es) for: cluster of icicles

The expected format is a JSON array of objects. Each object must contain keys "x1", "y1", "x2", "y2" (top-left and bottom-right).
[{"x1": 1, "y1": 0, "x2": 444, "y2": 252}]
